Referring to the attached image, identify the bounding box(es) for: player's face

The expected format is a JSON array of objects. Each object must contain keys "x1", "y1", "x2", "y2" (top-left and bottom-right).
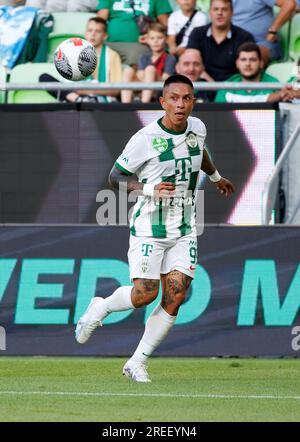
[
  {"x1": 85, "y1": 21, "x2": 107, "y2": 48},
  {"x1": 160, "y1": 83, "x2": 196, "y2": 131},
  {"x1": 146, "y1": 30, "x2": 166, "y2": 52},
  {"x1": 176, "y1": 50, "x2": 204, "y2": 82},
  {"x1": 210, "y1": 0, "x2": 232, "y2": 29},
  {"x1": 236, "y1": 51, "x2": 262, "y2": 80}
]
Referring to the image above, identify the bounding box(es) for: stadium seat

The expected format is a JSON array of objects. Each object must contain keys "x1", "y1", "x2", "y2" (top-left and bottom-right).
[
  {"x1": 266, "y1": 61, "x2": 297, "y2": 82},
  {"x1": 289, "y1": 13, "x2": 300, "y2": 61},
  {"x1": 0, "y1": 65, "x2": 7, "y2": 104},
  {"x1": 197, "y1": 0, "x2": 210, "y2": 13},
  {"x1": 8, "y1": 63, "x2": 62, "y2": 103},
  {"x1": 48, "y1": 12, "x2": 95, "y2": 59}
]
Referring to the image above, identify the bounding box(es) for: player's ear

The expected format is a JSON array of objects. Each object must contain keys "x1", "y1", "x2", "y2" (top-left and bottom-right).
[{"x1": 159, "y1": 96, "x2": 165, "y2": 109}]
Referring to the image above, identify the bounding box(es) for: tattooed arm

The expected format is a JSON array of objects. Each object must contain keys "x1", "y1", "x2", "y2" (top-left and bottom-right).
[
  {"x1": 108, "y1": 165, "x2": 144, "y2": 194},
  {"x1": 108, "y1": 165, "x2": 175, "y2": 196}
]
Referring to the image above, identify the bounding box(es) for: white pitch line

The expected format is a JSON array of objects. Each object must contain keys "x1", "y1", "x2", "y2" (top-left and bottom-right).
[{"x1": 0, "y1": 391, "x2": 299, "y2": 400}]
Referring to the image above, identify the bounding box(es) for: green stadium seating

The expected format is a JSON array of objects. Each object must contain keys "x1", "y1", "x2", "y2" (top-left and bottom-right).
[
  {"x1": 273, "y1": 6, "x2": 291, "y2": 61},
  {"x1": 48, "y1": 12, "x2": 95, "y2": 59},
  {"x1": 289, "y1": 13, "x2": 300, "y2": 61},
  {"x1": 0, "y1": 65, "x2": 7, "y2": 104},
  {"x1": 197, "y1": 0, "x2": 210, "y2": 13},
  {"x1": 266, "y1": 61, "x2": 297, "y2": 82},
  {"x1": 8, "y1": 63, "x2": 62, "y2": 103}
]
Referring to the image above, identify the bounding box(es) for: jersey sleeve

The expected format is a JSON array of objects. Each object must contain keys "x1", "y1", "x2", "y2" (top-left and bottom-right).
[{"x1": 114, "y1": 132, "x2": 149, "y2": 175}]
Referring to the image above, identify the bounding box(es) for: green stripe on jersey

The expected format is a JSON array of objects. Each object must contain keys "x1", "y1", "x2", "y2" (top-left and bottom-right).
[
  {"x1": 115, "y1": 162, "x2": 133, "y2": 176},
  {"x1": 151, "y1": 200, "x2": 167, "y2": 238},
  {"x1": 189, "y1": 171, "x2": 199, "y2": 192},
  {"x1": 159, "y1": 138, "x2": 175, "y2": 162},
  {"x1": 188, "y1": 146, "x2": 200, "y2": 157},
  {"x1": 130, "y1": 198, "x2": 147, "y2": 236}
]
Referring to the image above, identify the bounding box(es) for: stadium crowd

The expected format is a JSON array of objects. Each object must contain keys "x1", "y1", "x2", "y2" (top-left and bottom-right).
[{"x1": 0, "y1": 0, "x2": 300, "y2": 103}]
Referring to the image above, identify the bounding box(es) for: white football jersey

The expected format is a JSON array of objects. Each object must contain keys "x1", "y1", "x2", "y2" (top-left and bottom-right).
[{"x1": 115, "y1": 116, "x2": 206, "y2": 238}]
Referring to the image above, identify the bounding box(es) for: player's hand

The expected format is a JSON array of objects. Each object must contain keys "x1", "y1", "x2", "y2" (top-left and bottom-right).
[
  {"x1": 154, "y1": 182, "x2": 175, "y2": 198},
  {"x1": 215, "y1": 178, "x2": 235, "y2": 196}
]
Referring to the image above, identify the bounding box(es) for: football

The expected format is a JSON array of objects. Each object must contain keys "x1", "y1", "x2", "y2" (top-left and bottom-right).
[{"x1": 54, "y1": 38, "x2": 97, "y2": 81}]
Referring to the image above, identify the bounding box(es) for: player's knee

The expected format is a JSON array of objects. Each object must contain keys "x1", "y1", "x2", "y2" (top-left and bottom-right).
[
  {"x1": 132, "y1": 279, "x2": 159, "y2": 308},
  {"x1": 142, "y1": 290, "x2": 159, "y2": 305},
  {"x1": 162, "y1": 290, "x2": 186, "y2": 310}
]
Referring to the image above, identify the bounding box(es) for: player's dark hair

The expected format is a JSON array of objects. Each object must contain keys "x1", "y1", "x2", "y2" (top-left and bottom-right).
[
  {"x1": 88, "y1": 16, "x2": 107, "y2": 32},
  {"x1": 236, "y1": 42, "x2": 262, "y2": 60},
  {"x1": 297, "y1": 57, "x2": 300, "y2": 67},
  {"x1": 163, "y1": 74, "x2": 194, "y2": 91}
]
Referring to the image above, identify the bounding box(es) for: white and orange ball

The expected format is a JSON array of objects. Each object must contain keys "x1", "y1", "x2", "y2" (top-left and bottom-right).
[{"x1": 54, "y1": 38, "x2": 97, "y2": 81}]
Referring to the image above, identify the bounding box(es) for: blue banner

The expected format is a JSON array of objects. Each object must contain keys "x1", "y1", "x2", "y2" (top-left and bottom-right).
[
  {"x1": 0, "y1": 6, "x2": 37, "y2": 69},
  {"x1": 0, "y1": 225, "x2": 299, "y2": 356}
]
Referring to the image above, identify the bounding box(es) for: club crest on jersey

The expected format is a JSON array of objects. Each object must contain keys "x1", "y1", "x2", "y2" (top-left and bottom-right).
[
  {"x1": 141, "y1": 258, "x2": 150, "y2": 273},
  {"x1": 186, "y1": 133, "x2": 198, "y2": 148},
  {"x1": 152, "y1": 137, "x2": 168, "y2": 153}
]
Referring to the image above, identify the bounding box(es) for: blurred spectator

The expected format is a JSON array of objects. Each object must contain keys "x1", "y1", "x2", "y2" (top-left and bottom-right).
[
  {"x1": 96, "y1": 0, "x2": 172, "y2": 66},
  {"x1": 25, "y1": 0, "x2": 98, "y2": 11},
  {"x1": 0, "y1": 1, "x2": 26, "y2": 5},
  {"x1": 175, "y1": 48, "x2": 214, "y2": 101},
  {"x1": 168, "y1": 0, "x2": 207, "y2": 57},
  {"x1": 40, "y1": 17, "x2": 122, "y2": 102},
  {"x1": 187, "y1": 0, "x2": 255, "y2": 83},
  {"x1": 214, "y1": 42, "x2": 294, "y2": 102},
  {"x1": 296, "y1": 0, "x2": 300, "y2": 10},
  {"x1": 121, "y1": 22, "x2": 176, "y2": 103},
  {"x1": 232, "y1": 0, "x2": 296, "y2": 67}
]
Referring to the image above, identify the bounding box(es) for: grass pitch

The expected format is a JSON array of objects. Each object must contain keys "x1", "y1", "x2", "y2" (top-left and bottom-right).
[{"x1": 0, "y1": 357, "x2": 299, "y2": 422}]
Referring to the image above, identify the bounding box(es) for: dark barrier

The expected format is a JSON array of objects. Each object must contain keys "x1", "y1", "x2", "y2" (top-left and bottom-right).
[
  {"x1": 0, "y1": 104, "x2": 278, "y2": 224},
  {"x1": 0, "y1": 225, "x2": 299, "y2": 356}
]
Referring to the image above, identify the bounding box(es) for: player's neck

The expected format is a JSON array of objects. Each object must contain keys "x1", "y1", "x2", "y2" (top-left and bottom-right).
[{"x1": 160, "y1": 116, "x2": 188, "y2": 134}]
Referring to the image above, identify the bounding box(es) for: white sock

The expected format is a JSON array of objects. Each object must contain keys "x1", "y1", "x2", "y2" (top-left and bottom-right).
[
  {"x1": 130, "y1": 304, "x2": 176, "y2": 365},
  {"x1": 94, "y1": 286, "x2": 134, "y2": 319}
]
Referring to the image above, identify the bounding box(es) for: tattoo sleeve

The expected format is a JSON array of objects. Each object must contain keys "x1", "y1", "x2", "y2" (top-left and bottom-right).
[{"x1": 108, "y1": 165, "x2": 144, "y2": 194}]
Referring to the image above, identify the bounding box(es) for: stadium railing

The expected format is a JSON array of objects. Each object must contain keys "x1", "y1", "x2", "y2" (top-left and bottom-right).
[
  {"x1": 0, "y1": 81, "x2": 293, "y2": 93},
  {"x1": 0, "y1": 81, "x2": 296, "y2": 104},
  {"x1": 262, "y1": 121, "x2": 300, "y2": 224}
]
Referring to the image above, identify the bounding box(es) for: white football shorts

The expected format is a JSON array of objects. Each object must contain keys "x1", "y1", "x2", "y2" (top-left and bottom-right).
[{"x1": 128, "y1": 231, "x2": 198, "y2": 280}]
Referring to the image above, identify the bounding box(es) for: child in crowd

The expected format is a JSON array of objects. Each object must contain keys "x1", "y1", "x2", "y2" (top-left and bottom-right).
[
  {"x1": 121, "y1": 22, "x2": 176, "y2": 103},
  {"x1": 168, "y1": 0, "x2": 207, "y2": 57}
]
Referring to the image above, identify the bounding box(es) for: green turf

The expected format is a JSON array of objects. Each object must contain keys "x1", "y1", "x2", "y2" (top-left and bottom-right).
[{"x1": 0, "y1": 357, "x2": 299, "y2": 422}]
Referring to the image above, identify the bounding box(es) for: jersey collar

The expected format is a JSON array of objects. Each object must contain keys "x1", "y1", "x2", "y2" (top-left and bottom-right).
[{"x1": 157, "y1": 117, "x2": 189, "y2": 135}]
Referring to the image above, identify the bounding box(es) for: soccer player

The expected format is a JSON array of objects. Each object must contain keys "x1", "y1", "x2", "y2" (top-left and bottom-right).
[{"x1": 75, "y1": 74, "x2": 234, "y2": 382}]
